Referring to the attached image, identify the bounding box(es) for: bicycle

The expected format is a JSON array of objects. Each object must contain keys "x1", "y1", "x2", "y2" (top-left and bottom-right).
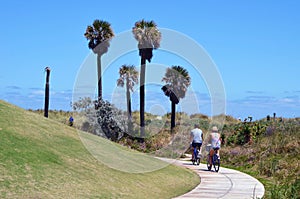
[
  {"x1": 206, "y1": 144, "x2": 220, "y2": 172},
  {"x1": 192, "y1": 147, "x2": 201, "y2": 165}
]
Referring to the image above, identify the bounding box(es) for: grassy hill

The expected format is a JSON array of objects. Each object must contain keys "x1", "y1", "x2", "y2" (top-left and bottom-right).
[{"x1": 0, "y1": 100, "x2": 199, "y2": 198}]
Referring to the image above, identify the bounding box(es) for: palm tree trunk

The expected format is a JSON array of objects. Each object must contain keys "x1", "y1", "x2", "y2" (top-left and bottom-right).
[
  {"x1": 126, "y1": 79, "x2": 133, "y2": 133},
  {"x1": 140, "y1": 56, "x2": 146, "y2": 142},
  {"x1": 97, "y1": 54, "x2": 102, "y2": 100},
  {"x1": 171, "y1": 101, "x2": 176, "y2": 131},
  {"x1": 44, "y1": 68, "x2": 50, "y2": 118},
  {"x1": 126, "y1": 83, "x2": 132, "y2": 121}
]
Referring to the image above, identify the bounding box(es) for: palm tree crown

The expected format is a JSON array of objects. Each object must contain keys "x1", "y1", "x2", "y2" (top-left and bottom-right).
[
  {"x1": 84, "y1": 19, "x2": 114, "y2": 55},
  {"x1": 132, "y1": 19, "x2": 161, "y2": 62},
  {"x1": 162, "y1": 66, "x2": 191, "y2": 104},
  {"x1": 117, "y1": 65, "x2": 139, "y2": 91}
]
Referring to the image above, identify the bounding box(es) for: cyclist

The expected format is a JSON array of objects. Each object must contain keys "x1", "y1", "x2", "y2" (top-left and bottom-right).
[
  {"x1": 190, "y1": 124, "x2": 203, "y2": 161},
  {"x1": 208, "y1": 126, "x2": 221, "y2": 165}
]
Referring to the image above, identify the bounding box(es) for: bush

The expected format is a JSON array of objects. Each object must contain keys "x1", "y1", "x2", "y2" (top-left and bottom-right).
[
  {"x1": 94, "y1": 99, "x2": 127, "y2": 141},
  {"x1": 73, "y1": 97, "x2": 127, "y2": 141}
]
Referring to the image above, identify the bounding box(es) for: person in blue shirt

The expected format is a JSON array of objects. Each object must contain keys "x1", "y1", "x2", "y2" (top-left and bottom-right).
[{"x1": 69, "y1": 116, "x2": 74, "y2": 126}]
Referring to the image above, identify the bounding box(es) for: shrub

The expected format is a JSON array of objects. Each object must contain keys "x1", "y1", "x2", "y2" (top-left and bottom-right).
[{"x1": 73, "y1": 97, "x2": 127, "y2": 141}]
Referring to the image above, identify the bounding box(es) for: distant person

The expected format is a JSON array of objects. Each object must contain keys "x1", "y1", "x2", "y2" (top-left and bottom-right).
[
  {"x1": 208, "y1": 126, "x2": 221, "y2": 166},
  {"x1": 69, "y1": 116, "x2": 74, "y2": 126},
  {"x1": 190, "y1": 124, "x2": 203, "y2": 161}
]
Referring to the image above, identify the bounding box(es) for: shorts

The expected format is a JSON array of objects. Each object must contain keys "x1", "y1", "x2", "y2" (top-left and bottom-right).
[{"x1": 192, "y1": 142, "x2": 202, "y2": 149}]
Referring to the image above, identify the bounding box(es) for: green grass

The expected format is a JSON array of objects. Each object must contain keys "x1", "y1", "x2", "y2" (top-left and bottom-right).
[{"x1": 0, "y1": 100, "x2": 199, "y2": 198}]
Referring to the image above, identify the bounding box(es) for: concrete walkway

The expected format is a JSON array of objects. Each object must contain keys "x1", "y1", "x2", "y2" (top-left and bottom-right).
[{"x1": 161, "y1": 158, "x2": 265, "y2": 199}]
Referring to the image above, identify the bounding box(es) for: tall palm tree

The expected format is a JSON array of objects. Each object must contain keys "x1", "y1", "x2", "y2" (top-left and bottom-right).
[
  {"x1": 162, "y1": 66, "x2": 191, "y2": 131},
  {"x1": 84, "y1": 19, "x2": 114, "y2": 100},
  {"x1": 44, "y1": 67, "x2": 51, "y2": 118},
  {"x1": 117, "y1": 64, "x2": 139, "y2": 133},
  {"x1": 132, "y1": 19, "x2": 161, "y2": 140}
]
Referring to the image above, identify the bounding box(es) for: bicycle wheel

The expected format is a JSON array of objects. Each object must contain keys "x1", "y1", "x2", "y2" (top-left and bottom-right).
[
  {"x1": 192, "y1": 148, "x2": 198, "y2": 165},
  {"x1": 213, "y1": 154, "x2": 220, "y2": 172},
  {"x1": 207, "y1": 155, "x2": 212, "y2": 171},
  {"x1": 196, "y1": 156, "x2": 200, "y2": 165}
]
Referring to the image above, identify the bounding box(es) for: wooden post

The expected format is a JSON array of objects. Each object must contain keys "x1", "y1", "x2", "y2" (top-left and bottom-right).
[{"x1": 44, "y1": 67, "x2": 51, "y2": 118}]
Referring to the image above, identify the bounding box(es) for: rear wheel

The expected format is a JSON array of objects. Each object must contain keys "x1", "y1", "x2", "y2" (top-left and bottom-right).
[
  {"x1": 207, "y1": 155, "x2": 212, "y2": 170},
  {"x1": 196, "y1": 150, "x2": 201, "y2": 165},
  {"x1": 213, "y1": 154, "x2": 220, "y2": 172},
  {"x1": 196, "y1": 157, "x2": 200, "y2": 165},
  {"x1": 192, "y1": 148, "x2": 198, "y2": 165}
]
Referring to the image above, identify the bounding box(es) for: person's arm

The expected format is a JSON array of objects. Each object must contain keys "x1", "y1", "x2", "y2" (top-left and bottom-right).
[{"x1": 190, "y1": 134, "x2": 193, "y2": 144}]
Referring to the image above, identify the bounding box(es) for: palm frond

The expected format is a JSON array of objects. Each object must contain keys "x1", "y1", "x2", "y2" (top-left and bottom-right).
[
  {"x1": 117, "y1": 64, "x2": 139, "y2": 91},
  {"x1": 84, "y1": 19, "x2": 115, "y2": 52},
  {"x1": 132, "y1": 19, "x2": 161, "y2": 50},
  {"x1": 161, "y1": 65, "x2": 191, "y2": 103}
]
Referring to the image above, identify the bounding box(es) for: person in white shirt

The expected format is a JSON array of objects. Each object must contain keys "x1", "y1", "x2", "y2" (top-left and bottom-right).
[
  {"x1": 190, "y1": 124, "x2": 203, "y2": 161},
  {"x1": 208, "y1": 126, "x2": 221, "y2": 165}
]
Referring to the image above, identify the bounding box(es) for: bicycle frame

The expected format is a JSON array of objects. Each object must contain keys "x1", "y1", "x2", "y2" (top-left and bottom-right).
[{"x1": 192, "y1": 147, "x2": 201, "y2": 165}]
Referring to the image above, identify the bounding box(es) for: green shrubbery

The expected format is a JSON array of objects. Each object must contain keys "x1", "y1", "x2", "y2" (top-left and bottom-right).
[
  {"x1": 223, "y1": 122, "x2": 267, "y2": 146},
  {"x1": 221, "y1": 118, "x2": 300, "y2": 198}
]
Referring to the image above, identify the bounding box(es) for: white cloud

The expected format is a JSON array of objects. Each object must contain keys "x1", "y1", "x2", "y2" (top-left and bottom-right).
[{"x1": 30, "y1": 90, "x2": 44, "y2": 96}]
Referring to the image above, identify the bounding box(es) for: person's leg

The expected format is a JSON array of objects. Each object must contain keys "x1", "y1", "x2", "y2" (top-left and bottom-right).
[
  {"x1": 191, "y1": 147, "x2": 195, "y2": 160},
  {"x1": 198, "y1": 143, "x2": 202, "y2": 152},
  {"x1": 197, "y1": 143, "x2": 202, "y2": 158},
  {"x1": 209, "y1": 149, "x2": 214, "y2": 165},
  {"x1": 215, "y1": 147, "x2": 220, "y2": 159},
  {"x1": 191, "y1": 142, "x2": 195, "y2": 160}
]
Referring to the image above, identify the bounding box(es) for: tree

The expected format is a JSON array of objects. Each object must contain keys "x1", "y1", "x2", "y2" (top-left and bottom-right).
[
  {"x1": 44, "y1": 67, "x2": 51, "y2": 118},
  {"x1": 162, "y1": 66, "x2": 191, "y2": 131},
  {"x1": 132, "y1": 19, "x2": 161, "y2": 140},
  {"x1": 117, "y1": 65, "x2": 138, "y2": 133},
  {"x1": 73, "y1": 97, "x2": 127, "y2": 142},
  {"x1": 84, "y1": 19, "x2": 114, "y2": 100},
  {"x1": 94, "y1": 99, "x2": 127, "y2": 141}
]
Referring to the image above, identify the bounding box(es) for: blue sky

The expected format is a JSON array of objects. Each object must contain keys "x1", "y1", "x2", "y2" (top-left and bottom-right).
[{"x1": 0, "y1": 0, "x2": 299, "y2": 120}]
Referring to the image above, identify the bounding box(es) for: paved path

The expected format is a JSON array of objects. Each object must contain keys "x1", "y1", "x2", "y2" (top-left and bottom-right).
[{"x1": 160, "y1": 158, "x2": 265, "y2": 199}]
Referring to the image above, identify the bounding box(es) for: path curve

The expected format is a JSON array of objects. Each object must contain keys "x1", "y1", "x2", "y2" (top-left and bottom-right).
[{"x1": 160, "y1": 158, "x2": 265, "y2": 199}]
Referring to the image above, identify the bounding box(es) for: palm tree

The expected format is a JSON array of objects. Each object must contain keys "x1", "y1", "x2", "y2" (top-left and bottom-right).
[
  {"x1": 132, "y1": 19, "x2": 161, "y2": 139},
  {"x1": 162, "y1": 66, "x2": 191, "y2": 131},
  {"x1": 84, "y1": 19, "x2": 114, "y2": 100},
  {"x1": 44, "y1": 67, "x2": 51, "y2": 118},
  {"x1": 117, "y1": 65, "x2": 139, "y2": 133}
]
